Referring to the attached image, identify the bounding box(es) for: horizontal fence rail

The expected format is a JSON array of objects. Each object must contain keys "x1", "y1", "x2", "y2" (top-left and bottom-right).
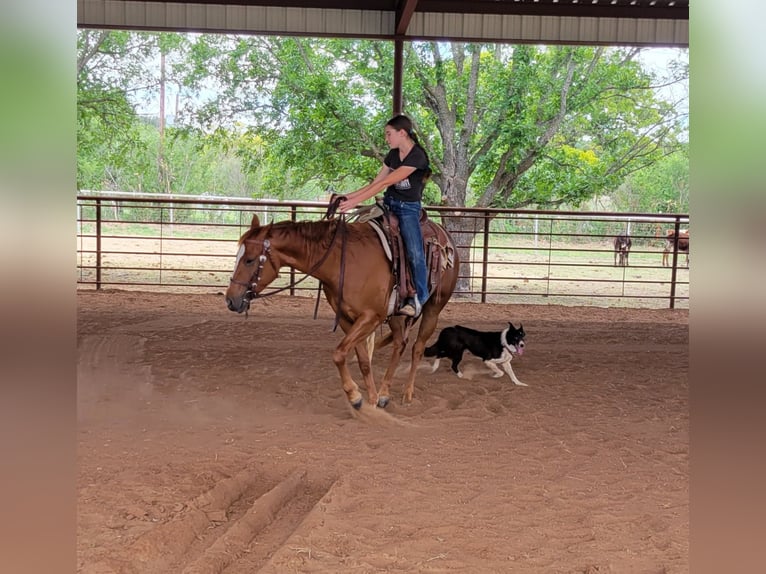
[{"x1": 76, "y1": 192, "x2": 689, "y2": 309}]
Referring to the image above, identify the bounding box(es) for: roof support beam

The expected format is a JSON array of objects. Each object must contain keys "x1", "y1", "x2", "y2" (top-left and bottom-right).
[
  {"x1": 396, "y1": 0, "x2": 419, "y2": 36},
  {"x1": 393, "y1": 39, "x2": 403, "y2": 115},
  {"x1": 394, "y1": 2, "x2": 418, "y2": 115}
]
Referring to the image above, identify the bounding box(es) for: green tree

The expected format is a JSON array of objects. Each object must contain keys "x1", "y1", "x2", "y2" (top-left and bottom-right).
[
  {"x1": 77, "y1": 32, "x2": 688, "y2": 288},
  {"x1": 78, "y1": 30, "x2": 200, "y2": 193},
  {"x1": 193, "y1": 37, "x2": 687, "y2": 285},
  {"x1": 78, "y1": 31, "x2": 140, "y2": 189},
  {"x1": 613, "y1": 143, "x2": 689, "y2": 213}
]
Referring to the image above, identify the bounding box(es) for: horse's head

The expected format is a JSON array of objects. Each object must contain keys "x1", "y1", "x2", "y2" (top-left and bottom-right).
[{"x1": 225, "y1": 214, "x2": 280, "y2": 313}]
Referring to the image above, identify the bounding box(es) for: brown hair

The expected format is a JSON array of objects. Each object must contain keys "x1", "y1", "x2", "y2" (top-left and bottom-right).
[{"x1": 386, "y1": 114, "x2": 431, "y2": 180}]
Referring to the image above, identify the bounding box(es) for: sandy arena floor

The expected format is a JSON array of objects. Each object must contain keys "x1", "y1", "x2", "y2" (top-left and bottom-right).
[{"x1": 77, "y1": 290, "x2": 688, "y2": 573}]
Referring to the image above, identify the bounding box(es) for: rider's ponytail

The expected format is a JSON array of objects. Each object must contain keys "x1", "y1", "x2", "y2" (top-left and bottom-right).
[{"x1": 386, "y1": 114, "x2": 430, "y2": 176}]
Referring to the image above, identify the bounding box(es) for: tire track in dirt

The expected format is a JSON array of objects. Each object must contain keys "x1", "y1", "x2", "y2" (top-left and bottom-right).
[
  {"x1": 83, "y1": 467, "x2": 335, "y2": 574},
  {"x1": 181, "y1": 469, "x2": 307, "y2": 574},
  {"x1": 91, "y1": 466, "x2": 268, "y2": 573}
]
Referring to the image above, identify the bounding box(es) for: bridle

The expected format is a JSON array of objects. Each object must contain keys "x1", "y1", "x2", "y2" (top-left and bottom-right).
[
  {"x1": 229, "y1": 236, "x2": 322, "y2": 305},
  {"x1": 228, "y1": 210, "x2": 348, "y2": 320},
  {"x1": 228, "y1": 238, "x2": 278, "y2": 303}
]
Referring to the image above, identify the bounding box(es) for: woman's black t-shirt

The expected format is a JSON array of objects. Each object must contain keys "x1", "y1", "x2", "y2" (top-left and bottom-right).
[{"x1": 383, "y1": 145, "x2": 429, "y2": 202}]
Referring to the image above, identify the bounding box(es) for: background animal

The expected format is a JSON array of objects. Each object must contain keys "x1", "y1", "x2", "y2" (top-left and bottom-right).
[
  {"x1": 613, "y1": 233, "x2": 632, "y2": 266},
  {"x1": 424, "y1": 323, "x2": 527, "y2": 386},
  {"x1": 662, "y1": 229, "x2": 689, "y2": 267}
]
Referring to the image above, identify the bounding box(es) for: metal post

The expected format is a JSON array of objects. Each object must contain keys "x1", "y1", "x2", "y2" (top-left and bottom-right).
[
  {"x1": 393, "y1": 40, "x2": 403, "y2": 115},
  {"x1": 668, "y1": 218, "x2": 681, "y2": 309},
  {"x1": 290, "y1": 205, "x2": 297, "y2": 296},
  {"x1": 159, "y1": 205, "x2": 164, "y2": 287},
  {"x1": 546, "y1": 219, "x2": 553, "y2": 298},
  {"x1": 480, "y1": 212, "x2": 490, "y2": 303},
  {"x1": 96, "y1": 199, "x2": 102, "y2": 290}
]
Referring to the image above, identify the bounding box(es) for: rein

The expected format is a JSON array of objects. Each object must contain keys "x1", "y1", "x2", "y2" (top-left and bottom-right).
[{"x1": 318, "y1": 195, "x2": 348, "y2": 331}]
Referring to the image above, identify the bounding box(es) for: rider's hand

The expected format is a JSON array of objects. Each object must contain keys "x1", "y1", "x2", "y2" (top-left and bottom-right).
[{"x1": 337, "y1": 196, "x2": 355, "y2": 213}]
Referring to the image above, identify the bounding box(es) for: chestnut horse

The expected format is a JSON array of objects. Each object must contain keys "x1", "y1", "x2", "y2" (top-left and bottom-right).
[
  {"x1": 662, "y1": 229, "x2": 689, "y2": 267},
  {"x1": 225, "y1": 213, "x2": 459, "y2": 409}
]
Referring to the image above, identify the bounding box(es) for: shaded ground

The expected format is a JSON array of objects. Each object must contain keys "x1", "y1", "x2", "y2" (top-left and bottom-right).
[{"x1": 77, "y1": 291, "x2": 688, "y2": 573}]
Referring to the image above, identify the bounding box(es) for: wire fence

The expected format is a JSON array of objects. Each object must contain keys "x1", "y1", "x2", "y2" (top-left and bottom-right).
[{"x1": 76, "y1": 192, "x2": 689, "y2": 309}]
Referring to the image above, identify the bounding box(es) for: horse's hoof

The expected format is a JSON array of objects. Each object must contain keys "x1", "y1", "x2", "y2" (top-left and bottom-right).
[
  {"x1": 351, "y1": 398, "x2": 363, "y2": 410},
  {"x1": 377, "y1": 396, "x2": 390, "y2": 408}
]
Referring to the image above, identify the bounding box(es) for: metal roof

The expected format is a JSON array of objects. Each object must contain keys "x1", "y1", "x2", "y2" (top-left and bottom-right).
[{"x1": 78, "y1": 0, "x2": 689, "y2": 46}]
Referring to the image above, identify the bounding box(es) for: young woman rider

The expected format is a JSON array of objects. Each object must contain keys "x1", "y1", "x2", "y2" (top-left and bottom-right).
[{"x1": 336, "y1": 114, "x2": 431, "y2": 317}]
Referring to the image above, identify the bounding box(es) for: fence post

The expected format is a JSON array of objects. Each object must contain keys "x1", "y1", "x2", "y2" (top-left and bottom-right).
[
  {"x1": 290, "y1": 205, "x2": 297, "y2": 296},
  {"x1": 159, "y1": 205, "x2": 165, "y2": 287},
  {"x1": 480, "y1": 211, "x2": 490, "y2": 303},
  {"x1": 96, "y1": 198, "x2": 102, "y2": 290},
  {"x1": 668, "y1": 217, "x2": 681, "y2": 309}
]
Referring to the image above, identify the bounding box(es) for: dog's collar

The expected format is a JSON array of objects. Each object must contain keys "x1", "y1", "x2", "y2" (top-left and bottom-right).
[{"x1": 500, "y1": 326, "x2": 516, "y2": 355}]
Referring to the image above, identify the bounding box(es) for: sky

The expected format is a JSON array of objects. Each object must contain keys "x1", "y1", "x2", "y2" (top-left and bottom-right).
[
  {"x1": 638, "y1": 47, "x2": 689, "y2": 106},
  {"x1": 637, "y1": 47, "x2": 689, "y2": 135}
]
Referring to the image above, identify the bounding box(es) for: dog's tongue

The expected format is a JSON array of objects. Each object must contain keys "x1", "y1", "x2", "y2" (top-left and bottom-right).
[{"x1": 515, "y1": 346, "x2": 524, "y2": 356}]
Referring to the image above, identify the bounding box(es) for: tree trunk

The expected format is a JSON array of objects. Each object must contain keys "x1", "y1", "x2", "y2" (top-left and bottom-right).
[
  {"x1": 158, "y1": 51, "x2": 173, "y2": 225},
  {"x1": 441, "y1": 213, "x2": 487, "y2": 297}
]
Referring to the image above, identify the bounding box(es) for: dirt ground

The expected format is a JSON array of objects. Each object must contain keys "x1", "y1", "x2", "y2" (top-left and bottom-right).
[{"x1": 77, "y1": 291, "x2": 688, "y2": 574}]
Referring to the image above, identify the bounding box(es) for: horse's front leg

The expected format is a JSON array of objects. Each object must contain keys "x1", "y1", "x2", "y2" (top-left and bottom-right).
[
  {"x1": 333, "y1": 313, "x2": 382, "y2": 409},
  {"x1": 353, "y1": 337, "x2": 378, "y2": 407}
]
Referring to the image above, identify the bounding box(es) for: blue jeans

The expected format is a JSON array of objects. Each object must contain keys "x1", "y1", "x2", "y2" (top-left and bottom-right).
[{"x1": 384, "y1": 196, "x2": 429, "y2": 304}]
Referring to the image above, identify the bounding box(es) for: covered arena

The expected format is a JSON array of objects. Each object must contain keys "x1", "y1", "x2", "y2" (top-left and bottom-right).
[{"x1": 76, "y1": 1, "x2": 689, "y2": 572}]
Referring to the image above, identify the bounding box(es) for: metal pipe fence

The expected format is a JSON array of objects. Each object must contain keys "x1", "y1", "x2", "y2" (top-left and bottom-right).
[{"x1": 76, "y1": 192, "x2": 689, "y2": 309}]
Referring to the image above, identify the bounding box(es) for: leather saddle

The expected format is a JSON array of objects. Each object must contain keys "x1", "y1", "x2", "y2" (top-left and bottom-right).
[{"x1": 354, "y1": 198, "x2": 454, "y2": 313}]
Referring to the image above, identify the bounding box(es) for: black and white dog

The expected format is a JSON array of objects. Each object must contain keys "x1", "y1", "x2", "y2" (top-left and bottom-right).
[{"x1": 424, "y1": 323, "x2": 527, "y2": 386}]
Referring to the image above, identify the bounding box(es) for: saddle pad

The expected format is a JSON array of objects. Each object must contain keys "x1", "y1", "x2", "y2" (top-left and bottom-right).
[
  {"x1": 352, "y1": 203, "x2": 385, "y2": 223},
  {"x1": 367, "y1": 219, "x2": 393, "y2": 261}
]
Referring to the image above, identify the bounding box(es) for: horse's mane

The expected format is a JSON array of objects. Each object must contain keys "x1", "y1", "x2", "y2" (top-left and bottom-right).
[{"x1": 239, "y1": 219, "x2": 372, "y2": 250}]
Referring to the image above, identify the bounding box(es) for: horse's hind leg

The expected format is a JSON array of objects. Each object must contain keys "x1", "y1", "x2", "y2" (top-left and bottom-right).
[
  {"x1": 365, "y1": 331, "x2": 375, "y2": 362},
  {"x1": 377, "y1": 317, "x2": 409, "y2": 408},
  {"x1": 402, "y1": 306, "x2": 441, "y2": 403}
]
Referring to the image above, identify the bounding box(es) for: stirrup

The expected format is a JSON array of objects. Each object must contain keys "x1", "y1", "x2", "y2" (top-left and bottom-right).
[
  {"x1": 399, "y1": 296, "x2": 421, "y2": 318},
  {"x1": 399, "y1": 302, "x2": 417, "y2": 317}
]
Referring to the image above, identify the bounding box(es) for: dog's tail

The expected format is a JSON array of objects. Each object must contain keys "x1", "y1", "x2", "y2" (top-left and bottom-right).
[{"x1": 424, "y1": 342, "x2": 438, "y2": 357}]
